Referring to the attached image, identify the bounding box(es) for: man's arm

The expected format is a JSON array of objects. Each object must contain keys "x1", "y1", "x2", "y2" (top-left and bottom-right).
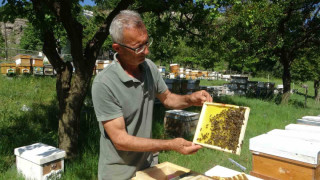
[
  {"x1": 103, "y1": 116, "x2": 201, "y2": 155},
  {"x1": 157, "y1": 89, "x2": 213, "y2": 109}
]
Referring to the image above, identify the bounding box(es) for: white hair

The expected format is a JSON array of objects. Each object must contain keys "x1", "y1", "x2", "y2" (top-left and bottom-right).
[{"x1": 109, "y1": 10, "x2": 145, "y2": 43}]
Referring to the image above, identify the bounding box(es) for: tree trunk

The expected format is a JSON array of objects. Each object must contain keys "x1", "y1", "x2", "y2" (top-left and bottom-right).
[
  {"x1": 281, "y1": 56, "x2": 291, "y2": 104},
  {"x1": 57, "y1": 67, "x2": 92, "y2": 158},
  {"x1": 315, "y1": 80, "x2": 320, "y2": 103}
]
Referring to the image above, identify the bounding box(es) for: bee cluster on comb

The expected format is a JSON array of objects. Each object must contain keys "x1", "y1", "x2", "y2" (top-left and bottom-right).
[{"x1": 196, "y1": 107, "x2": 246, "y2": 153}]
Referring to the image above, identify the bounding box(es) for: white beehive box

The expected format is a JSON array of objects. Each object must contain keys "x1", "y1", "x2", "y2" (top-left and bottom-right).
[
  {"x1": 14, "y1": 143, "x2": 66, "y2": 180},
  {"x1": 249, "y1": 125, "x2": 320, "y2": 180}
]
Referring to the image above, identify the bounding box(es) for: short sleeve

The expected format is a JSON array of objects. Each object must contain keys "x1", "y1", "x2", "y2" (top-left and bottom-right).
[{"x1": 92, "y1": 81, "x2": 123, "y2": 122}]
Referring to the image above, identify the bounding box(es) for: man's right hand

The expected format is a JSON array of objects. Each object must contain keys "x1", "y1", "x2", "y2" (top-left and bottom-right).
[{"x1": 170, "y1": 138, "x2": 202, "y2": 155}]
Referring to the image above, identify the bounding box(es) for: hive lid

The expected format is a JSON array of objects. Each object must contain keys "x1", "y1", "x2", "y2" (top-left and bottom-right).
[
  {"x1": 249, "y1": 133, "x2": 320, "y2": 165},
  {"x1": 165, "y1": 110, "x2": 199, "y2": 121},
  {"x1": 14, "y1": 143, "x2": 66, "y2": 165}
]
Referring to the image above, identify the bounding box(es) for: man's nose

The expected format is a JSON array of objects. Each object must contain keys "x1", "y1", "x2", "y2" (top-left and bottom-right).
[{"x1": 143, "y1": 46, "x2": 150, "y2": 55}]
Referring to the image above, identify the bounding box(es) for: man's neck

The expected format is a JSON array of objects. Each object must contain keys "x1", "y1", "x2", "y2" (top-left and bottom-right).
[{"x1": 117, "y1": 56, "x2": 142, "y2": 80}]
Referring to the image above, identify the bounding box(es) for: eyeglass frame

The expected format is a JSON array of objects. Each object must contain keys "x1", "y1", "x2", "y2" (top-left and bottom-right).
[{"x1": 117, "y1": 37, "x2": 153, "y2": 54}]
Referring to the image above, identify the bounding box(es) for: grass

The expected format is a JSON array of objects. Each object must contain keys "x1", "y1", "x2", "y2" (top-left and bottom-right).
[{"x1": 0, "y1": 75, "x2": 319, "y2": 179}]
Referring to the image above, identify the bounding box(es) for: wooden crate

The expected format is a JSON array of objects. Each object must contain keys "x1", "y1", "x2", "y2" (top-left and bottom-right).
[
  {"x1": 133, "y1": 162, "x2": 212, "y2": 180},
  {"x1": 14, "y1": 143, "x2": 66, "y2": 180},
  {"x1": 249, "y1": 126, "x2": 320, "y2": 180},
  {"x1": 193, "y1": 102, "x2": 250, "y2": 155},
  {"x1": 164, "y1": 110, "x2": 199, "y2": 137},
  {"x1": 43, "y1": 64, "x2": 56, "y2": 76}
]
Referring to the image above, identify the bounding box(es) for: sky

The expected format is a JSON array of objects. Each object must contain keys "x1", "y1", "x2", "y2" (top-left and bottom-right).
[{"x1": 80, "y1": 0, "x2": 96, "y2": 6}]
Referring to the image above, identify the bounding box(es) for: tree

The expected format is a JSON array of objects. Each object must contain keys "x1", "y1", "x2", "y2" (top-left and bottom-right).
[
  {"x1": 0, "y1": 0, "x2": 223, "y2": 157},
  {"x1": 19, "y1": 23, "x2": 43, "y2": 51},
  {"x1": 291, "y1": 47, "x2": 320, "y2": 102},
  {"x1": 218, "y1": 0, "x2": 320, "y2": 103},
  {"x1": 0, "y1": 30, "x2": 5, "y2": 58}
]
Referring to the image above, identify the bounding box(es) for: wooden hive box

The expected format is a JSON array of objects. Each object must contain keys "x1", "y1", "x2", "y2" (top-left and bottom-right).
[
  {"x1": 96, "y1": 60, "x2": 110, "y2": 70},
  {"x1": 249, "y1": 125, "x2": 320, "y2": 180},
  {"x1": 14, "y1": 143, "x2": 66, "y2": 180},
  {"x1": 132, "y1": 162, "x2": 212, "y2": 180},
  {"x1": 16, "y1": 66, "x2": 31, "y2": 75},
  {"x1": 193, "y1": 102, "x2": 250, "y2": 155},
  {"x1": 0, "y1": 62, "x2": 16, "y2": 75},
  {"x1": 33, "y1": 57, "x2": 44, "y2": 67},
  {"x1": 14, "y1": 54, "x2": 32, "y2": 66},
  {"x1": 164, "y1": 110, "x2": 199, "y2": 137},
  {"x1": 33, "y1": 66, "x2": 44, "y2": 76}
]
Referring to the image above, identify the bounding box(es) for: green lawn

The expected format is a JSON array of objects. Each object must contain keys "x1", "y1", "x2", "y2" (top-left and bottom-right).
[{"x1": 0, "y1": 75, "x2": 319, "y2": 179}]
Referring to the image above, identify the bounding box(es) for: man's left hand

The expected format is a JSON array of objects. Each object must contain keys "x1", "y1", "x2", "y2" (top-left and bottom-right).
[{"x1": 189, "y1": 90, "x2": 213, "y2": 106}]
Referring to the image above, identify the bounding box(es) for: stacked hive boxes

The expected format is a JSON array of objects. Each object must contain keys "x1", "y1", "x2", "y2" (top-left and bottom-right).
[
  {"x1": 14, "y1": 54, "x2": 32, "y2": 75},
  {"x1": 32, "y1": 57, "x2": 44, "y2": 75}
]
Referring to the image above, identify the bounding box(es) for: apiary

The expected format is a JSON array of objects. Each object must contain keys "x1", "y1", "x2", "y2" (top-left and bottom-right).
[
  {"x1": 249, "y1": 124, "x2": 320, "y2": 180},
  {"x1": 164, "y1": 110, "x2": 199, "y2": 137},
  {"x1": 193, "y1": 102, "x2": 250, "y2": 155},
  {"x1": 0, "y1": 62, "x2": 16, "y2": 75},
  {"x1": 133, "y1": 161, "x2": 212, "y2": 180},
  {"x1": 14, "y1": 143, "x2": 66, "y2": 180}
]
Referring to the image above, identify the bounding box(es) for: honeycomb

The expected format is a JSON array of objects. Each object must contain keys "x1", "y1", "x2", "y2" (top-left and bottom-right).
[{"x1": 196, "y1": 107, "x2": 246, "y2": 153}]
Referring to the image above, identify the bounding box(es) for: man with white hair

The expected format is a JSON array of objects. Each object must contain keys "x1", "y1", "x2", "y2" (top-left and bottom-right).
[{"x1": 92, "y1": 10, "x2": 212, "y2": 180}]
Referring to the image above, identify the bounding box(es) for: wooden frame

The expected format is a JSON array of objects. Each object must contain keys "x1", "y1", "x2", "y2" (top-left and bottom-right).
[{"x1": 193, "y1": 102, "x2": 250, "y2": 155}]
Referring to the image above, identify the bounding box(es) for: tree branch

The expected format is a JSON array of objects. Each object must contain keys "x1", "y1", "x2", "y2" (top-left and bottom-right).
[{"x1": 84, "y1": 0, "x2": 135, "y2": 65}]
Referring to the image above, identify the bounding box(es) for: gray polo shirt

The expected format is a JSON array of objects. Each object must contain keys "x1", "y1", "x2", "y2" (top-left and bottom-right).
[{"x1": 92, "y1": 55, "x2": 167, "y2": 180}]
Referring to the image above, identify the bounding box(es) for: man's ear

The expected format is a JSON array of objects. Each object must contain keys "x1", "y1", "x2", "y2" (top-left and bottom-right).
[{"x1": 112, "y1": 43, "x2": 121, "y2": 52}]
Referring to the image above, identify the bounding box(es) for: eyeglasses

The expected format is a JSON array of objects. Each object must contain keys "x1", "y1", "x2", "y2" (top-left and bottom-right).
[{"x1": 118, "y1": 37, "x2": 153, "y2": 54}]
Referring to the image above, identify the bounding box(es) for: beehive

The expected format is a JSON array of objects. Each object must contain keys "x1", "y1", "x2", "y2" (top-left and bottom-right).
[
  {"x1": 164, "y1": 110, "x2": 199, "y2": 137},
  {"x1": 297, "y1": 116, "x2": 320, "y2": 126},
  {"x1": 14, "y1": 143, "x2": 66, "y2": 180},
  {"x1": 33, "y1": 57, "x2": 44, "y2": 67},
  {"x1": 249, "y1": 124, "x2": 320, "y2": 180},
  {"x1": 14, "y1": 54, "x2": 32, "y2": 66},
  {"x1": 170, "y1": 64, "x2": 179, "y2": 75},
  {"x1": 16, "y1": 66, "x2": 31, "y2": 75},
  {"x1": 193, "y1": 102, "x2": 250, "y2": 155},
  {"x1": 0, "y1": 62, "x2": 16, "y2": 75},
  {"x1": 43, "y1": 64, "x2": 56, "y2": 76}
]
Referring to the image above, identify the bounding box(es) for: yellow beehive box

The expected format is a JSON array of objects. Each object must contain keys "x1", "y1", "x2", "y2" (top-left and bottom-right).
[
  {"x1": 17, "y1": 66, "x2": 31, "y2": 75},
  {"x1": 32, "y1": 58, "x2": 44, "y2": 67},
  {"x1": 0, "y1": 62, "x2": 16, "y2": 74},
  {"x1": 14, "y1": 54, "x2": 32, "y2": 66},
  {"x1": 193, "y1": 102, "x2": 250, "y2": 155}
]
